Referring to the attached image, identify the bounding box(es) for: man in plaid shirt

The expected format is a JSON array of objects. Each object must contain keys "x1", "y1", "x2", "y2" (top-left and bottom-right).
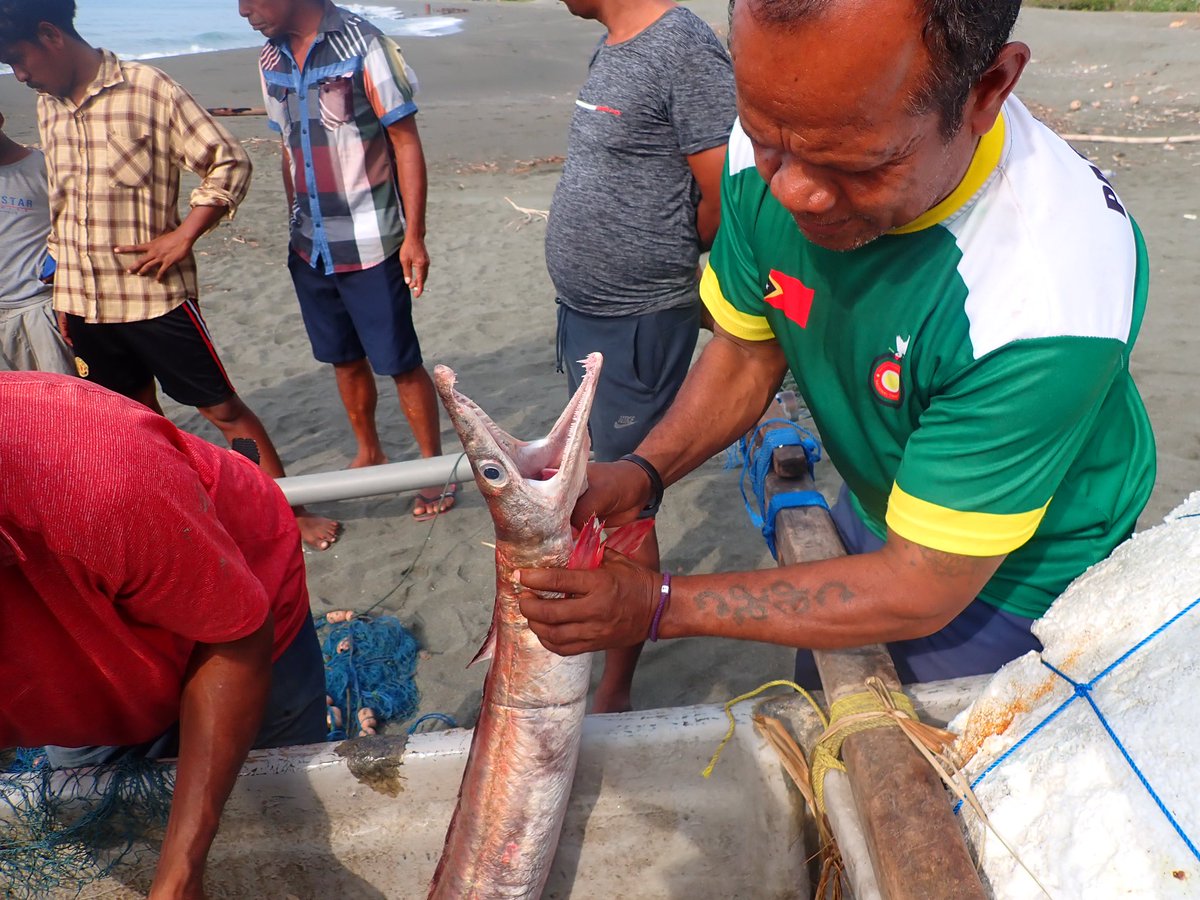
[
  {"x1": 0, "y1": 0, "x2": 340, "y2": 551},
  {"x1": 242, "y1": 0, "x2": 454, "y2": 520}
]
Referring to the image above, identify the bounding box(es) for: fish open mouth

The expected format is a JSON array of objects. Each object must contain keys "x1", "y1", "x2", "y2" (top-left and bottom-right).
[{"x1": 433, "y1": 354, "x2": 601, "y2": 508}]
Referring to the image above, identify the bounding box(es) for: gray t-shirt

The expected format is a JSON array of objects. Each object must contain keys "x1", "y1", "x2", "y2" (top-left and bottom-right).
[
  {"x1": 545, "y1": 7, "x2": 736, "y2": 317},
  {"x1": 0, "y1": 149, "x2": 53, "y2": 310}
]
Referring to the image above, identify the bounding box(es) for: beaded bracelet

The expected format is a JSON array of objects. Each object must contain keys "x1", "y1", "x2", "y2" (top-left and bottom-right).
[{"x1": 648, "y1": 571, "x2": 672, "y2": 642}]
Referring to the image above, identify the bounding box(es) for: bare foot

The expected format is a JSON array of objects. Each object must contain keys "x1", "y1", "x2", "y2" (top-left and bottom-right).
[
  {"x1": 589, "y1": 687, "x2": 633, "y2": 715},
  {"x1": 296, "y1": 510, "x2": 341, "y2": 551},
  {"x1": 349, "y1": 449, "x2": 388, "y2": 469}
]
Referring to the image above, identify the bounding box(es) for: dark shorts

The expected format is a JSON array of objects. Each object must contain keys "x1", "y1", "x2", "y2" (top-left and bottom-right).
[
  {"x1": 793, "y1": 485, "x2": 1043, "y2": 687},
  {"x1": 44, "y1": 614, "x2": 328, "y2": 767},
  {"x1": 66, "y1": 300, "x2": 236, "y2": 408},
  {"x1": 557, "y1": 302, "x2": 700, "y2": 461},
  {"x1": 288, "y1": 249, "x2": 423, "y2": 377}
]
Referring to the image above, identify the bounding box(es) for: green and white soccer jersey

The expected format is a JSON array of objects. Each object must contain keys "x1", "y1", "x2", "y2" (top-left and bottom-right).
[{"x1": 703, "y1": 96, "x2": 1155, "y2": 619}]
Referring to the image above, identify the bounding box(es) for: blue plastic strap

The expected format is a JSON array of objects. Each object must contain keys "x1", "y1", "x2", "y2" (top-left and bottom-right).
[
  {"x1": 762, "y1": 491, "x2": 829, "y2": 558},
  {"x1": 739, "y1": 417, "x2": 824, "y2": 559}
]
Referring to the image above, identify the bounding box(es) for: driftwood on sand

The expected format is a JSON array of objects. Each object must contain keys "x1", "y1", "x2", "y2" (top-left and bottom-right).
[
  {"x1": 207, "y1": 106, "x2": 268, "y2": 117},
  {"x1": 503, "y1": 196, "x2": 549, "y2": 227},
  {"x1": 1060, "y1": 132, "x2": 1200, "y2": 144}
]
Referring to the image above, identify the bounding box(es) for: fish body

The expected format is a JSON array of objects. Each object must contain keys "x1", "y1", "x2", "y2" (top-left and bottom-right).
[{"x1": 429, "y1": 354, "x2": 603, "y2": 899}]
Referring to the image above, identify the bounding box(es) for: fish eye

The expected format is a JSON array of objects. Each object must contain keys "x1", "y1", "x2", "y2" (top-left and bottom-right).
[{"x1": 479, "y1": 461, "x2": 507, "y2": 486}]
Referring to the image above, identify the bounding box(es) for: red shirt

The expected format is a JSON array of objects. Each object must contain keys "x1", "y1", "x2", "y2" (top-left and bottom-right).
[{"x1": 0, "y1": 374, "x2": 309, "y2": 748}]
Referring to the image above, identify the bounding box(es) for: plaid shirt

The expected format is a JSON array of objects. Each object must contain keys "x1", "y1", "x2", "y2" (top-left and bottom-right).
[
  {"x1": 259, "y1": 1, "x2": 417, "y2": 275},
  {"x1": 38, "y1": 51, "x2": 251, "y2": 323}
]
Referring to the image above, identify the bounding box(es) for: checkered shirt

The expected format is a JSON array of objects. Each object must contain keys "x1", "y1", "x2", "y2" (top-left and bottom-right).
[
  {"x1": 259, "y1": 1, "x2": 417, "y2": 275},
  {"x1": 38, "y1": 51, "x2": 251, "y2": 323}
]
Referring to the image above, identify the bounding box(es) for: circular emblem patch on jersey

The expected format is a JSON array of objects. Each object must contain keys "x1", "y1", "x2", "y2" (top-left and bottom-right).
[
  {"x1": 74, "y1": 356, "x2": 89, "y2": 378},
  {"x1": 870, "y1": 354, "x2": 903, "y2": 406}
]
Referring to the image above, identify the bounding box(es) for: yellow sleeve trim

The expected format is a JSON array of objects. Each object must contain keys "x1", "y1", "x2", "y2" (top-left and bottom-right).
[
  {"x1": 885, "y1": 482, "x2": 1049, "y2": 557},
  {"x1": 700, "y1": 265, "x2": 775, "y2": 342}
]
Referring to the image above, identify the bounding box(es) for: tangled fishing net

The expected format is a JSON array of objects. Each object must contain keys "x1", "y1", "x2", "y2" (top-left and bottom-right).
[
  {"x1": 1, "y1": 749, "x2": 174, "y2": 898},
  {"x1": 318, "y1": 612, "x2": 421, "y2": 738},
  {"x1": 1, "y1": 614, "x2": 421, "y2": 896}
]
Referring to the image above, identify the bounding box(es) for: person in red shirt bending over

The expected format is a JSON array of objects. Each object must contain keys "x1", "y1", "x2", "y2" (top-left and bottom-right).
[{"x1": 0, "y1": 373, "x2": 326, "y2": 900}]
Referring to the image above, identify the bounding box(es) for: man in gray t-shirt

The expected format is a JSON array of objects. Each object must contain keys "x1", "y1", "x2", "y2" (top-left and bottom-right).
[
  {"x1": 0, "y1": 111, "x2": 74, "y2": 375},
  {"x1": 546, "y1": 0, "x2": 736, "y2": 713}
]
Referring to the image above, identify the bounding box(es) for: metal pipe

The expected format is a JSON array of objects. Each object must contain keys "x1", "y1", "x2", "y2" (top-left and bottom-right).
[{"x1": 277, "y1": 453, "x2": 473, "y2": 506}]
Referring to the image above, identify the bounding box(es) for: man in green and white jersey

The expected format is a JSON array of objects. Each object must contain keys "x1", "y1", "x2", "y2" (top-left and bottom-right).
[{"x1": 514, "y1": 0, "x2": 1156, "y2": 683}]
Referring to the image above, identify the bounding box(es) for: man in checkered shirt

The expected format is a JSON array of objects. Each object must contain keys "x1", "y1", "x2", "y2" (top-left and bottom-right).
[
  {"x1": 242, "y1": 0, "x2": 454, "y2": 521},
  {"x1": 0, "y1": 0, "x2": 341, "y2": 551}
]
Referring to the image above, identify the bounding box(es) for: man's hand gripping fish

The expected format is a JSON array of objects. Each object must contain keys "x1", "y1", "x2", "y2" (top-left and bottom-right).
[{"x1": 430, "y1": 352, "x2": 650, "y2": 899}]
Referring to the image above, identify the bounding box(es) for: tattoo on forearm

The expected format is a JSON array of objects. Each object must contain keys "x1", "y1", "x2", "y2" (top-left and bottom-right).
[
  {"x1": 693, "y1": 579, "x2": 855, "y2": 624},
  {"x1": 815, "y1": 581, "x2": 854, "y2": 608}
]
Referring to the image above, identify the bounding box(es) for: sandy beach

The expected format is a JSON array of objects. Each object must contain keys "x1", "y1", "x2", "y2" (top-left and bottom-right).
[{"x1": 1, "y1": 0, "x2": 1198, "y2": 729}]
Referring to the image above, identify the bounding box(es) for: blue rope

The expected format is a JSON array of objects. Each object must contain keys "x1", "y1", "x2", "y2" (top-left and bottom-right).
[
  {"x1": 961, "y1": 595, "x2": 1200, "y2": 864},
  {"x1": 408, "y1": 713, "x2": 459, "y2": 734},
  {"x1": 737, "y1": 418, "x2": 826, "y2": 559},
  {"x1": 1042, "y1": 661, "x2": 1200, "y2": 863}
]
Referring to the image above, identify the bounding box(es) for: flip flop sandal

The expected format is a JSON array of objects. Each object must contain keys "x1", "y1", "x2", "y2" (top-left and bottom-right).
[{"x1": 413, "y1": 483, "x2": 458, "y2": 521}]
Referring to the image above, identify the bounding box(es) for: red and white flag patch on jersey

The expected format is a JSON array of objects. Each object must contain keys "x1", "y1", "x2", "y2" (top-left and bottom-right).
[{"x1": 764, "y1": 270, "x2": 815, "y2": 329}]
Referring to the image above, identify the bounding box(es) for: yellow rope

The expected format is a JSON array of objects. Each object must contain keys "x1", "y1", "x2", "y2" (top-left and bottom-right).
[
  {"x1": 809, "y1": 685, "x2": 918, "y2": 815},
  {"x1": 701, "y1": 676, "x2": 918, "y2": 815},
  {"x1": 701, "y1": 680, "x2": 827, "y2": 778},
  {"x1": 706, "y1": 677, "x2": 1052, "y2": 896}
]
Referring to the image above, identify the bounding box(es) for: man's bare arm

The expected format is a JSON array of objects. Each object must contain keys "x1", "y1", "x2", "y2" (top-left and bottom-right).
[
  {"x1": 387, "y1": 115, "x2": 429, "y2": 298},
  {"x1": 147, "y1": 614, "x2": 273, "y2": 900},
  {"x1": 281, "y1": 139, "x2": 295, "y2": 213},
  {"x1": 641, "y1": 323, "x2": 787, "y2": 487},
  {"x1": 114, "y1": 205, "x2": 228, "y2": 283},
  {"x1": 517, "y1": 534, "x2": 1006, "y2": 656},
  {"x1": 115, "y1": 82, "x2": 256, "y2": 282},
  {"x1": 666, "y1": 534, "x2": 1004, "y2": 646},
  {"x1": 687, "y1": 144, "x2": 727, "y2": 251}
]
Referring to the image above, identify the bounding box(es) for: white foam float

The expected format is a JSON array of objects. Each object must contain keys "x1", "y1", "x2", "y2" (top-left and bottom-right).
[{"x1": 954, "y1": 493, "x2": 1200, "y2": 899}]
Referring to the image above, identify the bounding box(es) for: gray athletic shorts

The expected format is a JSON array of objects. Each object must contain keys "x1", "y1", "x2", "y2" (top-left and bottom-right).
[
  {"x1": 793, "y1": 485, "x2": 1042, "y2": 686},
  {"x1": 0, "y1": 299, "x2": 75, "y2": 375},
  {"x1": 556, "y1": 302, "x2": 700, "y2": 461}
]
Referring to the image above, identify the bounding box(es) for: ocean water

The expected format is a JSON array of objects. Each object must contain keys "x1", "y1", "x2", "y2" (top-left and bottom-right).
[{"x1": 0, "y1": 2, "x2": 460, "y2": 74}]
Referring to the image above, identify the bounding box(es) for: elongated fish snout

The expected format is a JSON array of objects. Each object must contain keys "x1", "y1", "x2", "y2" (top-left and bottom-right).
[{"x1": 433, "y1": 356, "x2": 602, "y2": 532}]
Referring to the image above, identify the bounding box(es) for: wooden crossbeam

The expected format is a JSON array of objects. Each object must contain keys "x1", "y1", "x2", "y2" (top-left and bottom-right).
[{"x1": 754, "y1": 396, "x2": 985, "y2": 900}]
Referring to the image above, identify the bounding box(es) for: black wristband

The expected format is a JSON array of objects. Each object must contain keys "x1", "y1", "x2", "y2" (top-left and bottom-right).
[{"x1": 618, "y1": 453, "x2": 664, "y2": 518}]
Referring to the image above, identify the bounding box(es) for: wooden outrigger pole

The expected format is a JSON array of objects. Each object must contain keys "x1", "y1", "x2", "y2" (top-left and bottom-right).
[{"x1": 754, "y1": 395, "x2": 985, "y2": 900}]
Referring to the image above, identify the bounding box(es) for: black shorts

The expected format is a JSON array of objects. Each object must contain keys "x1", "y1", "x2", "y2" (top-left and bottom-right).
[
  {"x1": 557, "y1": 302, "x2": 700, "y2": 461},
  {"x1": 67, "y1": 300, "x2": 236, "y2": 408}
]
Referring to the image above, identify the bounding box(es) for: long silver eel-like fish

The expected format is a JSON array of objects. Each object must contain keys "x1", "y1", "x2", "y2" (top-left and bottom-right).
[{"x1": 431, "y1": 352, "x2": 639, "y2": 899}]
